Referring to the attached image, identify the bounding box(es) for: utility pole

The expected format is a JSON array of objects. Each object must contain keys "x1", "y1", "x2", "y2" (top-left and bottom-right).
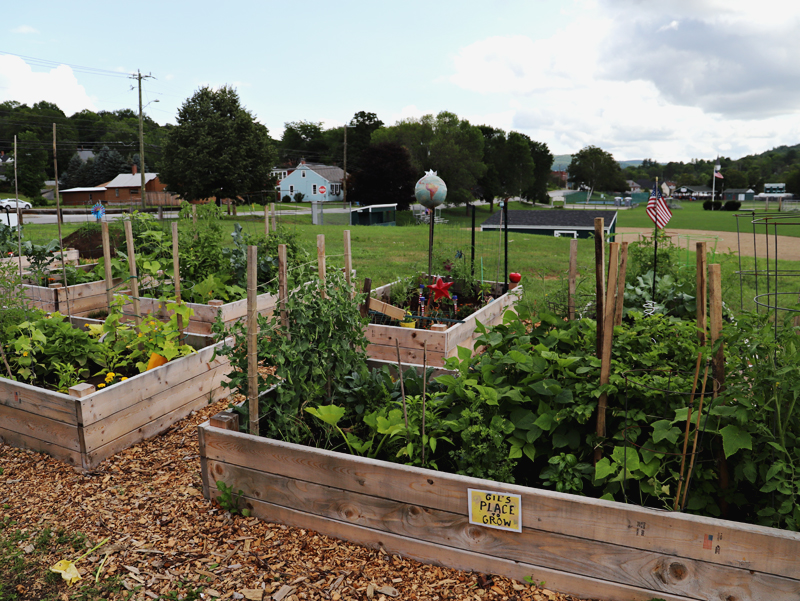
[
  {"x1": 342, "y1": 124, "x2": 348, "y2": 209},
  {"x1": 131, "y1": 70, "x2": 154, "y2": 211}
]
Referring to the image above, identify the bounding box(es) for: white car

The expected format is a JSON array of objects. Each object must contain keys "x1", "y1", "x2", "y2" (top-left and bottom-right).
[{"x1": 0, "y1": 199, "x2": 32, "y2": 210}]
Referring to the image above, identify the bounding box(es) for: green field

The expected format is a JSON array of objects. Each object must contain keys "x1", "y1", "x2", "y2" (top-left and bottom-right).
[{"x1": 16, "y1": 200, "x2": 800, "y2": 316}]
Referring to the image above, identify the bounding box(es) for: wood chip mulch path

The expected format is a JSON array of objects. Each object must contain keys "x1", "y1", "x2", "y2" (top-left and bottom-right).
[{"x1": 1, "y1": 396, "x2": 598, "y2": 601}]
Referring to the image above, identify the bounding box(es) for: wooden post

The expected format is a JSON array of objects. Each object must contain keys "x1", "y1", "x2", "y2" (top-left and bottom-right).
[
  {"x1": 594, "y1": 242, "x2": 619, "y2": 463},
  {"x1": 278, "y1": 243, "x2": 290, "y2": 341},
  {"x1": 317, "y1": 234, "x2": 326, "y2": 299},
  {"x1": 343, "y1": 230, "x2": 353, "y2": 296},
  {"x1": 614, "y1": 242, "x2": 629, "y2": 326},
  {"x1": 271, "y1": 203, "x2": 276, "y2": 231},
  {"x1": 360, "y1": 278, "x2": 372, "y2": 319},
  {"x1": 265, "y1": 205, "x2": 270, "y2": 239},
  {"x1": 594, "y1": 218, "x2": 606, "y2": 357},
  {"x1": 192, "y1": 204, "x2": 197, "y2": 225},
  {"x1": 101, "y1": 221, "x2": 114, "y2": 312},
  {"x1": 172, "y1": 222, "x2": 183, "y2": 333},
  {"x1": 568, "y1": 238, "x2": 578, "y2": 321},
  {"x1": 708, "y1": 264, "x2": 724, "y2": 387},
  {"x1": 696, "y1": 242, "x2": 708, "y2": 346},
  {"x1": 247, "y1": 245, "x2": 259, "y2": 436},
  {"x1": 123, "y1": 220, "x2": 141, "y2": 326}
]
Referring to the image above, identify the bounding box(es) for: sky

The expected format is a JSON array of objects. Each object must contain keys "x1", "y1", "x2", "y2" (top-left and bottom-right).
[{"x1": 3, "y1": 0, "x2": 800, "y2": 166}]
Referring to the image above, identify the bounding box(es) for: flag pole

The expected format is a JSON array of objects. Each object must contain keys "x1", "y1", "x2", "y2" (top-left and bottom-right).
[{"x1": 652, "y1": 176, "x2": 659, "y2": 301}]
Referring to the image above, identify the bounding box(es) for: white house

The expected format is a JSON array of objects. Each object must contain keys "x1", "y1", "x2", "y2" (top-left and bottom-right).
[{"x1": 278, "y1": 160, "x2": 345, "y2": 202}]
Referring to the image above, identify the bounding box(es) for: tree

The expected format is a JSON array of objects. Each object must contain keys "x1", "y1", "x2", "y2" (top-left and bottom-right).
[
  {"x1": 373, "y1": 111, "x2": 485, "y2": 208},
  {"x1": 345, "y1": 111, "x2": 384, "y2": 172},
  {"x1": 92, "y1": 145, "x2": 129, "y2": 185},
  {"x1": 160, "y1": 86, "x2": 276, "y2": 205},
  {"x1": 347, "y1": 142, "x2": 416, "y2": 211},
  {"x1": 279, "y1": 121, "x2": 327, "y2": 165},
  {"x1": 524, "y1": 138, "x2": 554, "y2": 204},
  {"x1": 14, "y1": 131, "x2": 48, "y2": 198},
  {"x1": 568, "y1": 146, "x2": 626, "y2": 200}
]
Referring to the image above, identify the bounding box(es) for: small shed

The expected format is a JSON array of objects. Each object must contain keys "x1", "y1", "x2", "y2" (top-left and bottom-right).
[
  {"x1": 350, "y1": 203, "x2": 397, "y2": 226},
  {"x1": 481, "y1": 209, "x2": 616, "y2": 240}
]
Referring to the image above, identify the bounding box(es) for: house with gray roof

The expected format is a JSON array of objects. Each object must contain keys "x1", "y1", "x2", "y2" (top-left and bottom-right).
[{"x1": 278, "y1": 159, "x2": 345, "y2": 202}]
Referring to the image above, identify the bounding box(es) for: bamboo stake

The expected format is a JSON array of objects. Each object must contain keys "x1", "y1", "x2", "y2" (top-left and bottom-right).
[
  {"x1": 247, "y1": 245, "x2": 259, "y2": 436},
  {"x1": 614, "y1": 242, "x2": 629, "y2": 326},
  {"x1": 192, "y1": 205, "x2": 198, "y2": 240},
  {"x1": 681, "y1": 360, "x2": 711, "y2": 510},
  {"x1": 265, "y1": 205, "x2": 270, "y2": 239},
  {"x1": 171, "y1": 222, "x2": 183, "y2": 333},
  {"x1": 708, "y1": 264, "x2": 724, "y2": 388},
  {"x1": 101, "y1": 222, "x2": 114, "y2": 312},
  {"x1": 594, "y1": 242, "x2": 619, "y2": 463},
  {"x1": 317, "y1": 234, "x2": 326, "y2": 299},
  {"x1": 278, "y1": 243, "x2": 290, "y2": 341},
  {"x1": 13, "y1": 135, "x2": 22, "y2": 278},
  {"x1": 594, "y1": 218, "x2": 605, "y2": 356},
  {"x1": 343, "y1": 230, "x2": 353, "y2": 297},
  {"x1": 696, "y1": 242, "x2": 708, "y2": 346},
  {"x1": 674, "y1": 352, "x2": 704, "y2": 510},
  {"x1": 422, "y1": 340, "x2": 428, "y2": 467},
  {"x1": 568, "y1": 238, "x2": 577, "y2": 321},
  {"x1": 123, "y1": 220, "x2": 141, "y2": 327},
  {"x1": 271, "y1": 203, "x2": 276, "y2": 231},
  {"x1": 395, "y1": 339, "x2": 409, "y2": 431},
  {"x1": 53, "y1": 123, "x2": 71, "y2": 321}
]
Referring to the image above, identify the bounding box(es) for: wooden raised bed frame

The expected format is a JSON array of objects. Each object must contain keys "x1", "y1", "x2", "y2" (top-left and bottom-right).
[
  {"x1": 124, "y1": 292, "x2": 279, "y2": 336},
  {"x1": 1, "y1": 248, "x2": 79, "y2": 271},
  {"x1": 0, "y1": 335, "x2": 231, "y2": 471},
  {"x1": 199, "y1": 415, "x2": 800, "y2": 601},
  {"x1": 367, "y1": 280, "x2": 521, "y2": 367},
  {"x1": 24, "y1": 277, "x2": 125, "y2": 317}
]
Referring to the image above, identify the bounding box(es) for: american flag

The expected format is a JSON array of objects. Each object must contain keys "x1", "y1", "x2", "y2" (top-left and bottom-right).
[{"x1": 646, "y1": 182, "x2": 672, "y2": 229}]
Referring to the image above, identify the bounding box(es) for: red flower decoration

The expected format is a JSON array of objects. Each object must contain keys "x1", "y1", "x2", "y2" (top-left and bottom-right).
[{"x1": 427, "y1": 277, "x2": 454, "y2": 301}]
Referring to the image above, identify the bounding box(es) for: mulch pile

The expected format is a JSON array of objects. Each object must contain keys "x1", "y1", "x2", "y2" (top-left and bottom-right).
[{"x1": 1, "y1": 396, "x2": 596, "y2": 601}]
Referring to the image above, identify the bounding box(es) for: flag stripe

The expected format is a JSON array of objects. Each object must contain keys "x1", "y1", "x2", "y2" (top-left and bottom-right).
[{"x1": 646, "y1": 183, "x2": 672, "y2": 229}]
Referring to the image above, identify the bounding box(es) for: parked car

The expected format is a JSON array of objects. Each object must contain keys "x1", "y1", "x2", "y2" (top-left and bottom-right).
[{"x1": 0, "y1": 199, "x2": 32, "y2": 210}]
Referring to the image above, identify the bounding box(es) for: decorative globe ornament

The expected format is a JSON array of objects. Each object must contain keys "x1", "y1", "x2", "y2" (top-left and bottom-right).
[{"x1": 414, "y1": 170, "x2": 447, "y2": 209}]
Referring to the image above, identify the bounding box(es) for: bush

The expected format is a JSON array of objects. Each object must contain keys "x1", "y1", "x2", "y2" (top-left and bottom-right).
[
  {"x1": 282, "y1": 195, "x2": 291, "y2": 203},
  {"x1": 723, "y1": 200, "x2": 742, "y2": 211},
  {"x1": 31, "y1": 196, "x2": 48, "y2": 207},
  {"x1": 703, "y1": 200, "x2": 723, "y2": 211}
]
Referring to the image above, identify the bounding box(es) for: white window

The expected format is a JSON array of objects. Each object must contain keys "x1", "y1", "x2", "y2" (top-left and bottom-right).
[{"x1": 312, "y1": 184, "x2": 317, "y2": 194}]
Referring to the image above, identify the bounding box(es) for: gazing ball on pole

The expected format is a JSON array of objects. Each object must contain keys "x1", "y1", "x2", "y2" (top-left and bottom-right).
[{"x1": 415, "y1": 170, "x2": 447, "y2": 209}]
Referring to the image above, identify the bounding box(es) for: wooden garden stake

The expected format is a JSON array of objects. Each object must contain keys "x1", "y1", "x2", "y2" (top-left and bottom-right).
[
  {"x1": 278, "y1": 243, "x2": 290, "y2": 341},
  {"x1": 192, "y1": 204, "x2": 197, "y2": 226},
  {"x1": 709, "y1": 264, "x2": 724, "y2": 388},
  {"x1": 247, "y1": 245, "x2": 259, "y2": 436},
  {"x1": 265, "y1": 205, "x2": 270, "y2": 239},
  {"x1": 343, "y1": 230, "x2": 353, "y2": 296},
  {"x1": 614, "y1": 242, "x2": 629, "y2": 327},
  {"x1": 271, "y1": 202, "x2": 277, "y2": 231},
  {"x1": 696, "y1": 242, "x2": 708, "y2": 346},
  {"x1": 594, "y1": 242, "x2": 619, "y2": 463},
  {"x1": 360, "y1": 278, "x2": 372, "y2": 319},
  {"x1": 681, "y1": 360, "x2": 711, "y2": 510},
  {"x1": 123, "y1": 220, "x2": 141, "y2": 327},
  {"x1": 674, "y1": 351, "x2": 704, "y2": 510},
  {"x1": 101, "y1": 221, "x2": 114, "y2": 312},
  {"x1": 0, "y1": 340, "x2": 12, "y2": 378},
  {"x1": 53, "y1": 123, "x2": 71, "y2": 321},
  {"x1": 395, "y1": 339, "x2": 409, "y2": 430},
  {"x1": 317, "y1": 234, "x2": 326, "y2": 299},
  {"x1": 422, "y1": 340, "x2": 428, "y2": 467},
  {"x1": 594, "y1": 218, "x2": 605, "y2": 356},
  {"x1": 171, "y1": 222, "x2": 183, "y2": 333},
  {"x1": 568, "y1": 238, "x2": 578, "y2": 321}
]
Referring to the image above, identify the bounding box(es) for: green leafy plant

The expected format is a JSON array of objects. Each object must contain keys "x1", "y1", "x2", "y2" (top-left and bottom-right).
[{"x1": 215, "y1": 480, "x2": 251, "y2": 516}]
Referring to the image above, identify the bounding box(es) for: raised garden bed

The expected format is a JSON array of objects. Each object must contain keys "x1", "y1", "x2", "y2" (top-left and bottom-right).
[
  {"x1": 199, "y1": 414, "x2": 800, "y2": 601},
  {"x1": 1, "y1": 248, "x2": 79, "y2": 270},
  {"x1": 367, "y1": 279, "x2": 521, "y2": 366},
  {"x1": 125, "y1": 292, "x2": 279, "y2": 336},
  {"x1": 24, "y1": 271, "x2": 125, "y2": 316},
  {"x1": 0, "y1": 328, "x2": 231, "y2": 471}
]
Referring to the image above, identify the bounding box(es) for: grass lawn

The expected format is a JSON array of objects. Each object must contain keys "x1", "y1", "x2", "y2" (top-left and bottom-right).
[{"x1": 18, "y1": 201, "x2": 800, "y2": 316}]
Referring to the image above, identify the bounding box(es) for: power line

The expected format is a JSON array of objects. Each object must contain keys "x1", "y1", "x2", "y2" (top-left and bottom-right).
[{"x1": 0, "y1": 50, "x2": 132, "y2": 79}]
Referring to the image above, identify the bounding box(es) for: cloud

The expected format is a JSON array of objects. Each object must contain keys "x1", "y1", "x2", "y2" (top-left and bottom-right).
[
  {"x1": 0, "y1": 55, "x2": 96, "y2": 115},
  {"x1": 446, "y1": 2, "x2": 800, "y2": 161},
  {"x1": 11, "y1": 25, "x2": 38, "y2": 34}
]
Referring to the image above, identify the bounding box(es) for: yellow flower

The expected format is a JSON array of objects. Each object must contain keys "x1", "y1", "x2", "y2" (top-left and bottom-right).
[
  {"x1": 97, "y1": 383, "x2": 106, "y2": 388},
  {"x1": 138, "y1": 333, "x2": 144, "y2": 338},
  {"x1": 107, "y1": 372, "x2": 116, "y2": 378},
  {"x1": 22, "y1": 351, "x2": 28, "y2": 357},
  {"x1": 120, "y1": 377, "x2": 128, "y2": 381}
]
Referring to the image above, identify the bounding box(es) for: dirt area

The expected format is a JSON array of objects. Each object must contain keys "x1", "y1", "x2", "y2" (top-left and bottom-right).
[
  {"x1": 0, "y1": 395, "x2": 595, "y2": 601},
  {"x1": 616, "y1": 227, "x2": 800, "y2": 260},
  {"x1": 62, "y1": 226, "x2": 122, "y2": 260}
]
